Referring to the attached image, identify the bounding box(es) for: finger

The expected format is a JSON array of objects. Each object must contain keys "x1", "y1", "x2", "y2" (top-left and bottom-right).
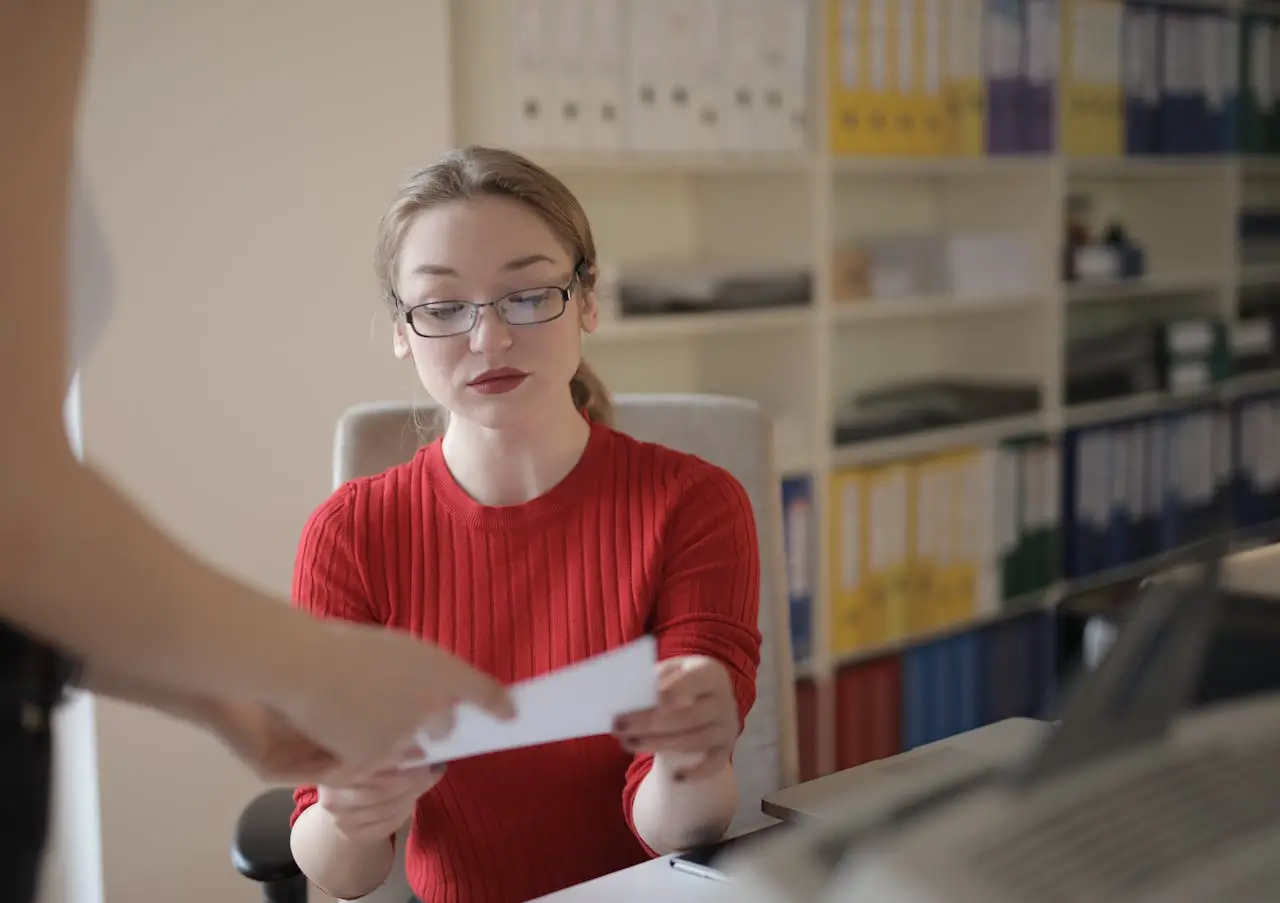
[
  {"x1": 658, "y1": 662, "x2": 724, "y2": 706},
  {"x1": 453, "y1": 667, "x2": 516, "y2": 721},
  {"x1": 335, "y1": 807, "x2": 408, "y2": 841},
  {"x1": 325, "y1": 774, "x2": 422, "y2": 811},
  {"x1": 317, "y1": 759, "x2": 387, "y2": 789},
  {"x1": 616, "y1": 696, "x2": 717, "y2": 739},
  {"x1": 422, "y1": 709, "x2": 455, "y2": 743},
  {"x1": 400, "y1": 762, "x2": 447, "y2": 787},
  {"x1": 656, "y1": 657, "x2": 688, "y2": 685},
  {"x1": 340, "y1": 797, "x2": 415, "y2": 830},
  {"x1": 623, "y1": 722, "x2": 726, "y2": 756}
]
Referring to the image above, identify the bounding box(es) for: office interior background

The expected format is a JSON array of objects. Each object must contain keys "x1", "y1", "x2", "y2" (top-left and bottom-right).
[{"x1": 47, "y1": 0, "x2": 1280, "y2": 900}]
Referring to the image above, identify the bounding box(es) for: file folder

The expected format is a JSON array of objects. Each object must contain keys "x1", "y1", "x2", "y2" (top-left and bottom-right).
[
  {"x1": 782, "y1": 475, "x2": 816, "y2": 666},
  {"x1": 1123, "y1": 1, "x2": 1161, "y2": 155},
  {"x1": 1022, "y1": 0, "x2": 1059, "y2": 153},
  {"x1": 944, "y1": 0, "x2": 987, "y2": 156},
  {"x1": 985, "y1": 0, "x2": 1026, "y2": 154}
]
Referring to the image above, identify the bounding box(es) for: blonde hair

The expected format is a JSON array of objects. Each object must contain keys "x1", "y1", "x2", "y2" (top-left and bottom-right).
[{"x1": 375, "y1": 145, "x2": 612, "y2": 427}]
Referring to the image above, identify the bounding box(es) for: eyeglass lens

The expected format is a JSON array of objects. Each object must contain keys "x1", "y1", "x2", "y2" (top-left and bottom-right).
[{"x1": 409, "y1": 286, "x2": 567, "y2": 337}]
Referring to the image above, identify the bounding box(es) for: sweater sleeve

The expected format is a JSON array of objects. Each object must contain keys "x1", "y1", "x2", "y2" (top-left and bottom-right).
[
  {"x1": 622, "y1": 462, "x2": 763, "y2": 852},
  {"x1": 288, "y1": 483, "x2": 382, "y2": 827}
]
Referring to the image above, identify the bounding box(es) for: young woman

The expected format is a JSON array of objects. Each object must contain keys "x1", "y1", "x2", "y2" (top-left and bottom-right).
[
  {"x1": 287, "y1": 147, "x2": 763, "y2": 903},
  {"x1": 1, "y1": 8, "x2": 513, "y2": 903}
]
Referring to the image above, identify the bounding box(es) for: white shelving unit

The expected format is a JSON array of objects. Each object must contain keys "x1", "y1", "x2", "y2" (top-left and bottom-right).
[{"x1": 449, "y1": 0, "x2": 1280, "y2": 775}]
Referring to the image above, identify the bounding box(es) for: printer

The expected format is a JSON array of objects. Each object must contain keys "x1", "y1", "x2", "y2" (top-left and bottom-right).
[{"x1": 719, "y1": 542, "x2": 1280, "y2": 903}]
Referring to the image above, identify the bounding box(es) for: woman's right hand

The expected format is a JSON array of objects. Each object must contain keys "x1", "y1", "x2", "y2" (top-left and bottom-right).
[
  {"x1": 278, "y1": 620, "x2": 514, "y2": 773},
  {"x1": 318, "y1": 762, "x2": 448, "y2": 843}
]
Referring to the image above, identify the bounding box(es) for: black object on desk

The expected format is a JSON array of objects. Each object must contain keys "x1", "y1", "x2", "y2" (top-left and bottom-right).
[{"x1": 669, "y1": 822, "x2": 791, "y2": 881}]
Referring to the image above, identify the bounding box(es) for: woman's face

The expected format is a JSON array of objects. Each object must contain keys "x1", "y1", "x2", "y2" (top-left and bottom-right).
[{"x1": 391, "y1": 195, "x2": 598, "y2": 431}]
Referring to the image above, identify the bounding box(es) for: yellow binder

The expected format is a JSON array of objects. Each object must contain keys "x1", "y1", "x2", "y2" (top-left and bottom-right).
[
  {"x1": 945, "y1": 0, "x2": 987, "y2": 156},
  {"x1": 828, "y1": 0, "x2": 899, "y2": 156},
  {"x1": 827, "y1": 466, "x2": 869, "y2": 656}
]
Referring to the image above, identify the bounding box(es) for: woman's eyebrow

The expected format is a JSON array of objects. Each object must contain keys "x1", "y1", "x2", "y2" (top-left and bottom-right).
[{"x1": 410, "y1": 253, "x2": 557, "y2": 279}]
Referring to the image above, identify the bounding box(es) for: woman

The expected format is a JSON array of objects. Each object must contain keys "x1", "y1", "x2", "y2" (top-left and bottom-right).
[
  {"x1": 287, "y1": 146, "x2": 763, "y2": 903},
  {"x1": 1, "y1": 7, "x2": 513, "y2": 903}
]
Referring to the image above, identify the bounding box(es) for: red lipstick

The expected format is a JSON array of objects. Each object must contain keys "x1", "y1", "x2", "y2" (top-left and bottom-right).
[{"x1": 468, "y1": 367, "x2": 528, "y2": 396}]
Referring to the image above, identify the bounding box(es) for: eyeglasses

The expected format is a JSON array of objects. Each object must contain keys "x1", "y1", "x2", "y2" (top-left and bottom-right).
[{"x1": 402, "y1": 274, "x2": 576, "y2": 339}]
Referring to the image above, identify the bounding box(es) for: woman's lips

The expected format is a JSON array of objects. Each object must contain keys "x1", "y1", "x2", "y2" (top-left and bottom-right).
[{"x1": 468, "y1": 369, "x2": 528, "y2": 395}]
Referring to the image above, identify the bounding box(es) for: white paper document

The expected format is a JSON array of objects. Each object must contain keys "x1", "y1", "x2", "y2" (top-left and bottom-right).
[{"x1": 401, "y1": 635, "x2": 658, "y2": 767}]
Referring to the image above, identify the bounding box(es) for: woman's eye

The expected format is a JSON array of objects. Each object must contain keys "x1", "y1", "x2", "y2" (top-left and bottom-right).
[
  {"x1": 510, "y1": 289, "x2": 552, "y2": 306},
  {"x1": 426, "y1": 303, "x2": 466, "y2": 319}
]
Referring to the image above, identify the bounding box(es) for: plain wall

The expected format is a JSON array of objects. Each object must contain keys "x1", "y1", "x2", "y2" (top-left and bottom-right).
[{"x1": 62, "y1": 2, "x2": 453, "y2": 900}]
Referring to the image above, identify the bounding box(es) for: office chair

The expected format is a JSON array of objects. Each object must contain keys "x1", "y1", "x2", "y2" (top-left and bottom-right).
[{"x1": 231, "y1": 394, "x2": 799, "y2": 902}]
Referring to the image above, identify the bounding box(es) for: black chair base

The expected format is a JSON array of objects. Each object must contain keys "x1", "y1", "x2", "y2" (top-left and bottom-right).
[{"x1": 232, "y1": 787, "x2": 307, "y2": 903}]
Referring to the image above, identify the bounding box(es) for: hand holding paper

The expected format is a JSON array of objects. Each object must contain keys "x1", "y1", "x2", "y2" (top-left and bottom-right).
[{"x1": 401, "y1": 636, "x2": 658, "y2": 768}]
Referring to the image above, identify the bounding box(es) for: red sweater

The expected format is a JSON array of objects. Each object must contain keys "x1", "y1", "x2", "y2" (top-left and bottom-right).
[{"x1": 290, "y1": 419, "x2": 762, "y2": 903}]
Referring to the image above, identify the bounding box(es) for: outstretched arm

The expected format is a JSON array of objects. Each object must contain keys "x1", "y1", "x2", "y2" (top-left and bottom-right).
[
  {"x1": 623, "y1": 464, "x2": 763, "y2": 855},
  {"x1": 0, "y1": 1, "x2": 318, "y2": 711}
]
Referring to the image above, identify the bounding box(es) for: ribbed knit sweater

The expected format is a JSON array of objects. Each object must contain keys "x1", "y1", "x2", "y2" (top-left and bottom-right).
[{"x1": 290, "y1": 419, "x2": 762, "y2": 903}]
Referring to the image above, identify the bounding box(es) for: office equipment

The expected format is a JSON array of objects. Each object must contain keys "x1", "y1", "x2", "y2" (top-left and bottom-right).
[{"x1": 721, "y1": 538, "x2": 1280, "y2": 903}]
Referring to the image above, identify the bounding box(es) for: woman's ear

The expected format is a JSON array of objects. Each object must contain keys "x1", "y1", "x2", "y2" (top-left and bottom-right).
[
  {"x1": 392, "y1": 320, "x2": 413, "y2": 360},
  {"x1": 578, "y1": 268, "x2": 600, "y2": 334}
]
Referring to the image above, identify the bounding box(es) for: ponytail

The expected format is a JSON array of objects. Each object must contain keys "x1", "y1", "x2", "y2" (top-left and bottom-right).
[{"x1": 570, "y1": 360, "x2": 613, "y2": 425}]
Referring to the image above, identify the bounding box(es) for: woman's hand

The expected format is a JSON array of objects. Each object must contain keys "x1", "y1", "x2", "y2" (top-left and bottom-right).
[
  {"x1": 613, "y1": 655, "x2": 740, "y2": 781},
  {"x1": 317, "y1": 763, "x2": 448, "y2": 844}
]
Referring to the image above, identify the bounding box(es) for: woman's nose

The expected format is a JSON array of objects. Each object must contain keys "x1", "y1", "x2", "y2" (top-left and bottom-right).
[{"x1": 470, "y1": 305, "x2": 513, "y2": 352}]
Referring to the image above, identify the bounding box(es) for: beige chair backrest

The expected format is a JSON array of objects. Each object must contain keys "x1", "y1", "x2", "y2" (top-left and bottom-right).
[{"x1": 333, "y1": 394, "x2": 799, "y2": 836}]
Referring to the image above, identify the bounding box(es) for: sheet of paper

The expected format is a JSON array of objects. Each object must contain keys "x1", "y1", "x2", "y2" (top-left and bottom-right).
[{"x1": 400, "y1": 635, "x2": 658, "y2": 767}]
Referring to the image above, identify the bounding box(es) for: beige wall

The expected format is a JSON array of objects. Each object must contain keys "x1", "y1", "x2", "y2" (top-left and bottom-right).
[{"x1": 66, "y1": 2, "x2": 452, "y2": 900}]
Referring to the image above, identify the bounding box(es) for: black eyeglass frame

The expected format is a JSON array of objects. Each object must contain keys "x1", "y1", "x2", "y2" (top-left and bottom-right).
[{"x1": 398, "y1": 260, "x2": 589, "y2": 339}]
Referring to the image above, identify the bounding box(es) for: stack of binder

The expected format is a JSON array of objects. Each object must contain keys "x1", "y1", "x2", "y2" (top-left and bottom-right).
[
  {"x1": 827, "y1": 0, "x2": 956, "y2": 157},
  {"x1": 834, "y1": 655, "x2": 902, "y2": 769},
  {"x1": 1232, "y1": 392, "x2": 1280, "y2": 530},
  {"x1": 781, "y1": 475, "x2": 816, "y2": 668},
  {"x1": 1061, "y1": 405, "x2": 1232, "y2": 580},
  {"x1": 509, "y1": 0, "x2": 812, "y2": 155},
  {"x1": 823, "y1": 0, "x2": 1255, "y2": 161},
  {"x1": 829, "y1": 606, "x2": 1059, "y2": 761},
  {"x1": 1060, "y1": 0, "x2": 1124, "y2": 157},
  {"x1": 827, "y1": 443, "x2": 1043, "y2": 660},
  {"x1": 996, "y1": 436, "x2": 1063, "y2": 602},
  {"x1": 1239, "y1": 13, "x2": 1280, "y2": 156},
  {"x1": 1123, "y1": 1, "x2": 1242, "y2": 155}
]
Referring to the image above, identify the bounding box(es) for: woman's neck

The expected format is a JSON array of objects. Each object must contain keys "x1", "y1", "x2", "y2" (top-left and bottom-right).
[{"x1": 439, "y1": 399, "x2": 593, "y2": 507}]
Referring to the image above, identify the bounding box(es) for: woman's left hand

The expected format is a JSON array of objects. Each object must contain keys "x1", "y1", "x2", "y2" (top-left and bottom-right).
[{"x1": 613, "y1": 655, "x2": 740, "y2": 781}]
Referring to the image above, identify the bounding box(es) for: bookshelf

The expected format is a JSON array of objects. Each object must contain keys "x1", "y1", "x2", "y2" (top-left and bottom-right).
[{"x1": 449, "y1": 0, "x2": 1280, "y2": 778}]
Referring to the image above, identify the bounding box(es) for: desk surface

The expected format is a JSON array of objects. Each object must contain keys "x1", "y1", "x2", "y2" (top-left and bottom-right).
[
  {"x1": 762, "y1": 717, "x2": 1048, "y2": 822},
  {"x1": 532, "y1": 718, "x2": 1049, "y2": 901},
  {"x1": 529, "y1": 853, "x2": 728, "y2": 902}
]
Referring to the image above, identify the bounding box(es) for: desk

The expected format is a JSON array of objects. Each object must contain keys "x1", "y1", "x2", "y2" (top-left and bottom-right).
[
  {"x1": 532, "y1": 718, "x2": 1049, "y2": 901},
  {"x1": 762, "y1": 717, "x2": 1048, "y2": 823},
  {"x1": 528, "y1": 853, "x2": 727, "y2": 902}
]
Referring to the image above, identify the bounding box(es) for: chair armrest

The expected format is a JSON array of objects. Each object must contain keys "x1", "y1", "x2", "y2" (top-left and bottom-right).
[{"x1": 232, "y1": 787, "x2": 302, "y2": 884}]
